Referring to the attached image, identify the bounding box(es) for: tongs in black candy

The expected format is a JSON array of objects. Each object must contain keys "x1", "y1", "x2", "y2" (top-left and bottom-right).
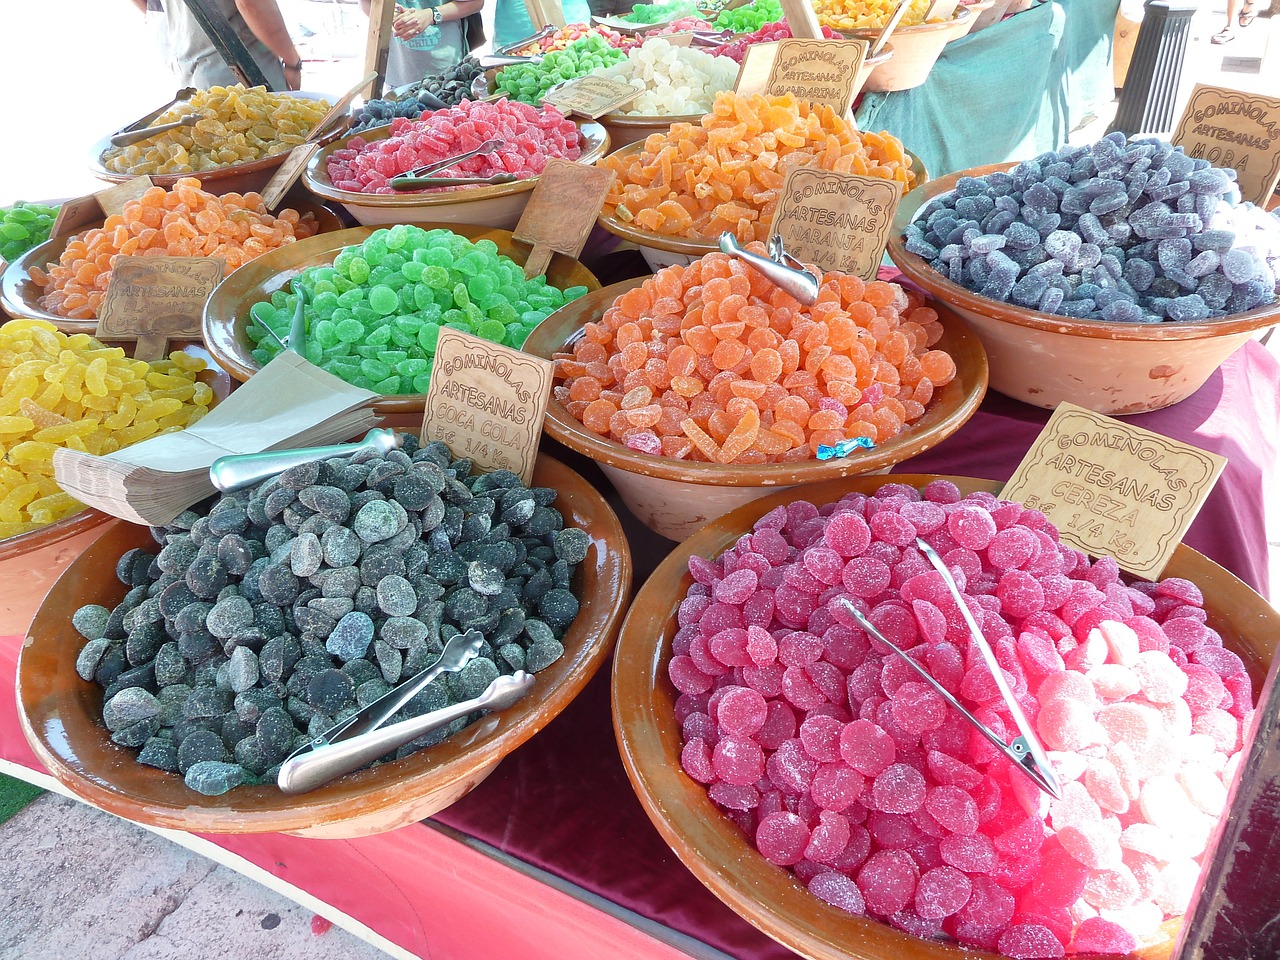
[{"x1": 836, "y1": 538, "x2": 1062, "y2": 799}]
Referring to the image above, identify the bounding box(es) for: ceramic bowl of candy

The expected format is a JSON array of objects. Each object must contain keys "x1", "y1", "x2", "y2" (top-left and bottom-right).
[
  {"x1": 202, "y1": 223, "x2": 601, "y2": 422},
  {"x1": 88, "y1": 89, "x2": 346, "y2": 197},
  {"x1": 17, "y1": 447, "x2": 631, "y2": 838},
  {"x1": 844, "y1": 8, "x2": 975, "y2": 92},
  {"x1": 613, "y1": 472, "x2": 1274, "y2": 960},
  {"x1": 521, "y1": 262, "x2": 987, "y2": 541},
  {"x1": 302, "y1": 104, "x2": 610, "y2": 230},
  {"x1": 0, "y1": 187, "x2": 342, "y2": 336},
  {"x1": 0, "y1": 335, "x2": 229, "y2": 637},
  {"x1": 886, "y1": 145, "x2": 1280, "y2": 415}
]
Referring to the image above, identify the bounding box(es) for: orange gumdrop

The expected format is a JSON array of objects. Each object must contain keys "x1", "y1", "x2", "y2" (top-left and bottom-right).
[
  {"x1": 568, "y1": 377, "x2": 603, "y2": 403},
  {"x1": 667, "y1": 344, "x2": 697, "y2": 378},
  {"x1": 617, "y1": 285, "x2": 653, "y2": 316},
  {"x1": 712, "y1": 338, "x2": 746, "y2": 371},
  {"x1": 827, "y1": 379, "x2": 862, "y2": 408},
  {"x1": 621, "y1": 385, "x2": 654, "y2": 409},
  {"x1": 807, "y1": 409, "x2": 844, "y2": 432},
  {"x1": 919, "y1": 350, "x2": 956, "y2": 384},
  {"x1": 770, "y1": 420, "x2": 806, "y2": 449},
  {"x1": 749, "y1": 347, "x2": 782, "y2": 383},
  {"x1": 718, "y1": 409, "x2": 761, "y2": 463},
  {"x1": 661, "y1": 436, "x2": 694, "y2": 459},
  {"x1": 752, "y1": 429, "x2": 791, "y2": 455},
  {"x1": 575, "y1": 340, "x2": 608, "y2": 365},
  {"x1": 670, "y1": 375, "x2": 705, "y2": 398},
  {"x1": 681, "y1": 418, "x2": 722, "y2": 461},
  {"x1": 626, "y1": 404, "x2": 663, "y2": 428},
  {"x1": 903, "y1": 399, "x2": 926, "y2": 422},
  {"x1": 684, "y1": 325, "x2": 717, "y2": 356},
  {"x1": 581, "y1": 399, "x2": 618, "y2": 434},
  {"x1": 620, "y1": 342, "x2": 648, "y2": 372},
  {"x1": 863, "y1": 281, "x2": 896, "y2": 308},
  {"x1": 707, "y1": 409, "x2": 737, "y2": 442},
  {"x1": 778, "y1": 339, "x2": 800, "y2": 375},
  {"x1": 729, "y1": 379, "x2": 767, "y2": 401},
  {"x1": 702, "y1": 277, "x2": 732, "y2": 301},
  {"x1": 775, "y1": 395, "x2": 810, "y2": 425},
  {"x1": 616, "y1": 322, "x2": 644, "y2": 350},
  {"x1": 870, "y1": 406, "x2": 904, "y2": 441}
]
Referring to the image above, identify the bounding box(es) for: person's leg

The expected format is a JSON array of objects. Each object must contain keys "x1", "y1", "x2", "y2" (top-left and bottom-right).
[
  {"x1": 1239, "y1": 0, "x2": 1256, "y2": 27},
  {"x1": 1212, "y1": 0, "x2": 1238, "y2": 42}
]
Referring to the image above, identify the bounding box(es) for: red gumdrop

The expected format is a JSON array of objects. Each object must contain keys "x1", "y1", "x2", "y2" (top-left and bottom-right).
[
  {"x1": 870, "y1": 763, "x2": 927, "y2": 814},
  {"x1": 678, "y1": 595, "x2": 712, "y2": 627},
  {"x1": 997, "y1": 923, "x2": 1065, "y2": 959},
  {"x1": 870, "y1": 510, "x2": 918, "y2": 547},
  {"x1": 1183, "y1": 663, "x2": 1228, "y2": 713},
  {"x1": 947, "y1": 506, "x2": 998, "y2": 550},
  {"x1": 808, "y1": 871, "x2": 866, "y2": 914},
  {"x1": 800, "y1": 714, "x2": 845, "y2": 762},
  {"x1": 807, "y1": 661, "x2": 850, "y2": 707},
  {"x1": 811, "y1": 762, "x2": 866, "y2": 811},
  {"x1": 1156, "y1": 575, "x2": 1204, "y2": 606},
  {"x1": 900, "y1": 500, "x2": 947, "y2": 534},
  {"x1": 869, "y1": 600, "x2": 920, "y2": 648},
  {"x1": 709, "y1": 780, "x2": 760, "y2": 811},
  {"x1": 744, "y1": 662, "x2": 785, "y2": 697},
  {"x1": 708, "y1": 627, "x2": 753, "y2": 667},
  {"x1": 681, "y1": 737, "x2": 716, "y2": 783},
  {"x1": 1025, "y1": 835, "x2": 1089, "y2": 909},
  {"x1": 669, "y1": 655, "x2": 713, "y2": 694},
  {"x1": 712, "y1": 736, "x2": 765, "y2": 786},
  {"x1": 803, "y1": 546, "x2": 845, "y2": 585},
  {"x1": 698, "y1": 602, "x2": 743, "y2": 638},
  {"x1": 742, "y1": 589, "x2": 776, "y2": 628},
  {"x1": 766, "y1": 738, "x2": 818, "y2": 793},
  {"x1": 716, "y1": 686, "x2": 768, "y2": 737},
  {"x1": 1191, "y1": 643, "x2": 1245, "y2": 678},
  {"x1": 688, "y1": 554, "x2": 723, "y2": 585},
  {"x1": 756, "y1": 811, "x2": 811, "y2": 865},
  {"x1": 925, "y1": 785, "x2": 979, "y2": 836},
  {"x1": 784, "y1": 563, "x2": 827, "y2": 594},
  {"x1": 994, "y1": 815, "x2": 1046, "y2": 858},
  {"x1": 927, "y1": 749, "x2": 984, "y2": 789},
  {"x1": 924, "y1": 479, "x2": 963, "y2": 504},
  {"x1": 774, "y1": 585, "x2": 818, "y2": 628},
  {"x1": 673, "y1": 691, "x2": 709, "y2": 724},
  {"x1": 891, "y1": 680, "x2": 948, "y2": 735},
  {"x1": 842, "y1": 556, "x2": 892, "y2": 599},
  {"x1": 782, "y1": 665, "x2": 828, "y2": 710},
  {"x1": 840, "y1": 719, "x2": 896, "y2": 775},
  {"x1": 868, "y1": 810, "x2": 925, "y2": 849},
  {"x1": 779, "y1": 630, "x2": 824, "y2": 667},
  {"x1": 998, "y1": 570, "x2": 1047, "y2": 619},
  {"x1": 1072, "y1": 916, "x2": 1138, "y2": 954},
  {"x1": 915, "y1": 865, "x2": 974, "y2": 920},
  {"x1": 713, "y1": 568, "x2": 759, "y2": 604},
  {"x1": 756, "y1": 700, "x2": 798, "y2": 749},
  {"x1": 857, "y1": 849, "x2": 920, "y2": 917},
  {"x1": 824, "y1": 511, "x2": 873, "y2": 558},
  {"x1": 682, "y1": 711, "x2": 718, "y2": 745},
  {"x1": 1015, "y1": 630, "x2": 1064, "y2": 679},
  {"x1": 822, "y1": 623, "x2": 871, "y2": 670},
  {"x1": 940, "y1": 831, "x2": 997, "y2": 874},
  {"x1": 1224, "y1": 672, "x2": 1255, "y2": 718},
  {"x1": 753, "y1": 527, "x2": 791, "y2": 564},
  {"x1": 911, "y1": 599, "x2": 949, "y2": 645},
  {"x1": 745, "y1": 624, "x2": 778, "y2": 666},
  {"x1": 901, "y1": 570, "x2": 951, "y2": 605},
  {"x1": 805, "y1": 810, "x2": 853, "y2": 863}
]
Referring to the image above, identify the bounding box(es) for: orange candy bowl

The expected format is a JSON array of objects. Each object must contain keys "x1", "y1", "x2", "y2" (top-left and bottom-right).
[{"x1": 522, "y1": 275, "x2": 988, "y2": 541}]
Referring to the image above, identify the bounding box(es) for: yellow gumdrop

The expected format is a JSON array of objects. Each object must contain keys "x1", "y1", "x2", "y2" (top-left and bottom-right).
[{"x1": 85, "y1": 358, "x2": 109, "y2": 397}]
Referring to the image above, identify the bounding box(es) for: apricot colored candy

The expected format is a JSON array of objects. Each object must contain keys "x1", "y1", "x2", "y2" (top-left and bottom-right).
[{"x1": 552, "y1": 245, "x2": 955, "y2": 464}]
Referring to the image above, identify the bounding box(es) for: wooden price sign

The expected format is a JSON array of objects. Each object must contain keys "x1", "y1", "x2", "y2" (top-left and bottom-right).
[
  {"x1": 420, "y1": 328, "x2": 554, "y2": 485},
  {"x1": 768, "y1": 166, "x2": 902, "y2": 280},
  {"x1": 512, "y1": 157, "x2": 616, "y2": 278},
  {"x1": 523, "y1": 0, "x2": 566, "y2": 29},
  {"x1": 763, "y1": 38, "x2": 870, "y2": 115},
  {"x1": 1000, "y1": 403, "x2": 1226, "y2": 580},
  {"x1": 51, "y1": 176, "x2": 155, "y2": 238},
  {"x1": 96, "y1": 256, "x2": 224, "y2": 361},
  {"x1": 1172, "y1": 84, "x2": 1280, "y2": 207},
  {"x1": 542, "y1": 76, "x2": 642, "y2": 119}
]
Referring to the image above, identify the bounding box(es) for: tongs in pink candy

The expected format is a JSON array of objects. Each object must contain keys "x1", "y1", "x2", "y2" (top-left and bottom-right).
[
  {"x1": 836, "y1": 538, "x2": 1062, "y2": 799},
  {"x1": 389, "y1": 138, "x2": 508, "y2": 190}
]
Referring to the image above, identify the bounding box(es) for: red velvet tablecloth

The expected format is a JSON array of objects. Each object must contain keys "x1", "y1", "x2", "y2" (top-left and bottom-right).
[{"x1": 2, "y1": 339, "x2": 1276, "y2": 960}]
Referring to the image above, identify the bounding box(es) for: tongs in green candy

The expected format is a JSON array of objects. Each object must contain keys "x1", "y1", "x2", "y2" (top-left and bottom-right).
[{"x1": 389, "y1": 138, "x2": 515, "y2": 190}]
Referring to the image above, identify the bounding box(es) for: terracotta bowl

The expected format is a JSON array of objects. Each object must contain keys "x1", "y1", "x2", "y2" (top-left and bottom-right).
[
  {"x1": 88, "y1": 91, "x2": 347, "y2": 196},
  {"x1": 598, "y1": 142, "x2": 929, "y2": 271},
  {"x1": 846, "y1": 8, "x2": 974, "y2": 92},
  {"x1": 886, "y1": 163, "x2": 1280, "y2": 415},
  {"x1": 0, "y1": 198, "x2": 345, "y2": 336},
  {"x1": 522, "y1": 278, "x2": 988, "y2": 541},
  {"x1": 301, "y1": 119, "x2": 610, "y2": 229},
  {"x1": 202, "y1": 223, "x2": 601, "y2": 418},
  {"x1": 0, "y1": 342, "x2": 230, "y2": 639},
  {"x1": 613, "y1": 473, "x2": 1277, "y2": 960},
  {"x1": 18, "y1": 453, "x2": 631, "y2": 838}
]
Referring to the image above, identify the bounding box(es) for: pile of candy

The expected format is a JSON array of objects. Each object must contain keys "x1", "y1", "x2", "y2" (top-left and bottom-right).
[
  {"x1": 814, "y1": 0, "x2": 934, "y2": 31},
  {"x1": 672, "y1": 482, "x2": 1254, "y2": 955},
  {"x1": 74, "y1": 437, "x2": 587, "y2": 797},
  {"x1": 514, "y1": 23, "x2": 635, "y2": 54},
  {"x1": 647, "y1": 15, "x2": 716, "y2": 33},
  {"x1": 326, "y1": 102, "x2": 582, "y2": 195},
  {"x1": 101, "y1": 85, "x2": 332, "y2": 175},
  {"x1": 602, "y1": 91, "x2": 913, "y2": 242},
  {"x1": 621, "y1": 0, "x2": 700, "y2": 23},
  {"x1": 553, "y1": 249, "x2": 955, "y2": 462},
  {"x1": 29, "y1": 179, "x2": 319, "y2": 320},
  {"x1": 1, "y1": 201, "x2": 59, "y2": 263},
  {"x1": 350, "y1": 60, "x2": 486, "y2": 132},
  {"x1": 31, "y1": 184, "x2": 311, "y2": 308},
  {"x1": 709, "y1": 20, "x2": 841, "y2": 63},
  {"x1": 712, "y1": 0, "x2": 783, "y2": 32},
  {"x1": 494, "y1": 35, "x2": 629, "y2": 104},
  {"x1": 248, "y1": 226, "x2": 588, "y2": 394},
  {"x1": 904, "y1": 133, "x2": 1280, "y2": 321},
  {"x1": 592, "y1": 38, "x2": 740, "y2": 116},
  {"x1": 0, "y1": 320, "x2": 212, "y2": 538}
]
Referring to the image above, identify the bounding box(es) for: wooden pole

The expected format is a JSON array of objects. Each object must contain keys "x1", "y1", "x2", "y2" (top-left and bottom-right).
[
  {"x1": 178, "y1": 0, "x2": 271, "y2": 88},
  {"x1": 364, "y1": 0, "x2": 398, "y2": 101},
  {"x1": 779, "y1": 0, "x2": 824, "y2": 39}
]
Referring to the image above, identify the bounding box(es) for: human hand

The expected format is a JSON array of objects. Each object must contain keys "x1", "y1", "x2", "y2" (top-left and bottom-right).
[
  {"x1": 282, "y1": 61, "x2": 303, "y2": 90},
  {"x1": 392, "y1": 8, "x2": 432, "y2": 39}
]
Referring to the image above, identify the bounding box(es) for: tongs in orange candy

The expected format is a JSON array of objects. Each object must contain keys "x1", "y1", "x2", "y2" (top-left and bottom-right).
[{"x1": 836, "y1": 537, "x2": 1062, "y2": 800}]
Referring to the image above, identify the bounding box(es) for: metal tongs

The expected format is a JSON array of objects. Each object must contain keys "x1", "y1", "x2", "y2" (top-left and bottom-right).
[
  {"x1": 494, "y1": 24, "x2": 555, "y2": 56},
  {"x1": 111, "y1": 115, "x2": 202, "y2": 147},
  {"x1": 389, "y1": 138, "x2": 512, "y2": 190},
  {"x1": 208, "y1": 428, "x2": 402, "y2": 492},
  {"x1": 277, "y1": 631, "x2": 536, "y2": 794},
  {"x1": 836, "y1": 538, "x2": 1062, "y2": 800},
  {"x1": 718, "y1": 232, "x2": 821, "y2": 305},
  {"x1": 110, "y1": 87, "x2": 198, "y2": 146},
  {"x1": 690, "y1": 28, "x2": 735, "y2": 45}
]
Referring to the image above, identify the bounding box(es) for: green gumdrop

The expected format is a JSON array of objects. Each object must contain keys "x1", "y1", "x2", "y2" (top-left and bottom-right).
[
  {"x1": 563, "y1": 285, "x2": 588, "y2": 302},
  {"x1": 367, "y1": 324, "x2": 393, "y2": 346},
  {"x1": 385, "y1": 225, "x2": 408, "y2": 250},
  {"x1": 312, "y1": 291, "x2": 340, "y2": 319},
  {"x1": 452, "y1": 282, "x2": 471, "y2": 307},
  {"x1": 335, "y1": 318, "x2": 365, "y2": 343},
  {"x1": 397, "y1": 358, "x2": 429, "y2": 377},
  {"x1": 423, "y1": 265, "x2": 451, "y2": 290},
  {"x1": 360, "y1": 358, "x2": 391, "y2": 381},
  {"x1": 474, "y1": 239, "x2": 499, "y2": 257},
  {"x1": 374, "y1": 375, "x2": 402, "y2": 394},
  {"x1": 401, "y1": 260, "x2": 426, "y2": 282},
  {"x1": 352, "y1": 304, "x2": 379, "y2": 324},
  {"x1": 333, "y1": 250, "x2": 355, "y2": 274},
  {"x1": 377, "y1": 350, "x2": 408, "y2": 365},
  {"x1": 347, "y1": 257, "x2": 371, "y2": 283},
  {"x1": 504, "y1": 322, "x2": 525, "y2": 345},
  {"x1": 475, "y1": 319, "x2": 506, "y2": 342},
  {"x1": 337, "y1": 288, "x2": 365, "y2": 307},
  {"x1": 312, "y1": 279, "x2": 338, "y2": 296},
  {"x1": 314, "y1": 319, "x2": 339, "y2": 348},
  {"x1": 304, "y1": 342, "x2": 323, "y2": 365},
  {"x1": 250, "y1": 348, "x2": 272, "y2": 365},
  {"x1": 269, "y1": 290, "x2": 290, "y2": 310},
  {"x1": 417, "y1": 323, "x2": 441, "y2": 352},
  {"x1": 369, "y1": 283, "x2": 400, "y2": 314},
  {"x1": 421, "y1": 247, "x2": 453, "y2": 269},
  {"x1": 351, "y1": 375, "x2": 374, "y2": 390},
  {"x1": 486, "y1": 302, "x2": 517, "y2": 325},
  {"x1": 412, "y1": 371, "x2": 433, "y2": 393},
  {"x1": 442, "y1": 308, "x2": 466, "y2": 326},
  {"x1": 467, "y1": 274, "x2": 496, "y2": 300},
  {"x1": 390, "y1": 327, "x2": 417, "y2": 349},
  {"x1": 363, "y1": 237, "x2": 388, "y2": 263}
]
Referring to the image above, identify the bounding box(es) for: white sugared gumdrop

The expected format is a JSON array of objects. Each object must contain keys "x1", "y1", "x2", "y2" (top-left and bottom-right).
[
  {"x1": 1139, "y1": 775, "x2": 1201, "y2": 834},
  {"x1": 1037, "y1": 697, "x2": 1108, "y2": 752},
  {"x1": 1087, "y1": 663, "x2": 1141, "y2": 701},
  {"x1": 1084, "y1": 757, "x2": 1130, "y2": 815},
  {"x1": 1224, "y1": 750, "x2": 1242, "y2": 783},
  {"x1": 1132, "y1": 649, "x2": 1190, "y2": 703},
  {"x1": 1120, "y1": 823, "x2": 1179, "y2": 863},
  {"x1": 1107, "y1": 742, "x2": 1142, "y2": 800},
  {"x1": 1098, "y1": 702, "x2": 1162, "y2": 752},
  {"x1": 1048, "y1": 750, "x2": 1089, "y2": 784},
  {"x1": 1154, "y1": 695, "x2": 1194, "y2": 740},
  {"x1": 1049, "y1": 780, "x2": 1102, "y2": 832},
  {"x1": 1133, "y1": 730, "x2": 1183, "y2": 781},
  {"x1": 1083, "y1": 863, "x2": 1141, "y2": 911},
  {"x1": 1097, "y1": 620, "x2": 1140, "y2": 666},
  {"x1": 1100, "y1": 901, "x2": 1165, "y2": 942},
  {"x1": 1065, "y1": 630, "x2": 1109, "y2": 672},
  {"x1": 1153, "y1": 858, "x2": 1203, "y2": 914},
  {"x1": 1182, "y1": 733, "x2": 1219, "y2": 766},
  {"x1": 1057, "y1": 820, "x2": 1123, "y2": 870}
]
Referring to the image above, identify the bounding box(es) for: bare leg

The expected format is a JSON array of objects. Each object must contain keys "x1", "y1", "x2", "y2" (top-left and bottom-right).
[{"x1": 1213, "y1": 0, "x2": 1239, "y2": 42}]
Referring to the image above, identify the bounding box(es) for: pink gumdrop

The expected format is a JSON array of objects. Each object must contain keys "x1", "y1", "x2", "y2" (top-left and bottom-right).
[
  {"x1": 997, "y1": 923, "x2": 1065, "y2": 959},
  {"x1": 870, "y1": 763, "x2": 927, "y2": 814},
  {"x1": 800, "y1": 715, "x2": 845, "y2": 762},
  {"x1": 680, "y1": 737, "x2": 715, "y2": 784},
  {"x1": 842, "y1": 556, "x2": 891, "y2": 599},
  {"x1": 840, "y1": 719, "x2": 896, "y2": 775},
  {"x1": 1183, "y1": 663, "x2": 1228, "y2": 713},
  {"x1": 716, "y1": 686, "x2": 768, "y2": 738},
  {"x1": 774, "y1": 586, "x2": 818, "y2": 629},
  {"x1": 1040, "y1": 669, "x2": 1098, "y2": 707},
  {"x1": 743, "y1": 662, "x2": 785, "y2": 698},
  {"x1": 682, "y1": 711, "x2": 718, "y2": 745},
  {"x1": 755, "y1": 699, "x2": 797, "y2": 750},
  {"x1": 867, "y1": 810, "x2": 925, "y2": 849},
  {"x1": 910, "y1": 599, "x2": 949, "y2": 645},
  {"x1": 709, "y1": 780, "x2": 760, "y2": 811},
  {"x1": 1048, "y1": 781, "x2": 1102, "y2": 834},
  {"x1": 678, "y1": 594, "x2": 712, "y2": 627},
  {"x1": 712, "y1": 737, "x2": 765, "y2": 786},
  {"x1": 805, "y1": 809, "x2": 853, "y2": 863},
  {"x1": 994, "y1": 815, "x2": 1046, "y2": 859},
  {"x1": 1132, "y1": 649, "x2": 1190, "y2": 703},
  {"x1": 756, "y1": 811, "x2": 810, "y2": 865},
  {"x1": 870, "y1": 510, "x2": 918, "y2": 547},
  {"x1": 1156, "y1": 576, "x2": 1204, "y2": 606},
  {"x1": 1072, "y1": 916, "x2": 1138, "y2": 955},
  {"x1": 915, "y1": 865, "x2": 973, "y2": 920},
  {"x1": 891, "y1": 680, "x2": 947, "y2": 735},
  {"x1": 1087, "y1": 663, "x2": 1141, "y2": 701},
  {"x1": 900, "y1": 500, "x2": 947, "y2": 534},
  {"x1": 925, "y1": 784, "x2": 979, "y2": 836},
  {"x1": 987, "y1": 526, "x2": 1038, "y2": 570},
  {"x1": 766, "y1": 738, "x2": 818, "y2": 793},
  {"x1": 713, "y1": 568, "x2": 759, "y2": 605},
  {"x1": 947, "y1": 506, "x2": 998, "y2": 550},
  {"x1": 745, "y1": 624, "x2": 778, "y2": 666},
  {"x1": 1036, "y1": 697, "x2": 1107, "y2": 753},
  {"x1": 1084, "y1": 757, "x2": 1130, "y2": 815},
  {"x1": 950, "y1": 875, "x2": 1016, "y2": 949},
  {"x1": 808, "y1": 871, "x2": 866, "y2": 915},
  {"x1": 782, "y1": 665, "x2": 828, "y2": 710},
  {"x1": 927, "y1": 748, "x2": 983, "y2": 789},
  {"x1": 1098, "y1": 701, "x2": 1162, "y2": 752},
  {"x1": 824, "y1": 512, "x2": 872, "y2": 558},
  {"x1": 669, "y1": 655, "x2": 714, "y2": 694},
  {"x1": 1018, "y1": 631, "x2": 1065, "y2": 680},
  {"x1": 1056, "y1": 821, "x2": 1121, "y2": 870},
  {"x1": 803, "y1": 546, "x2": 845, "y2": 585},
  {"x1": 923, "y1": 479, "x2": 963, "y2": 504},
  {"x1": 1083, "y1": 863, "x2": 1140, "y2": 911},
  {"x1": 752, "y1": 526, "x2": 790, "y2": 563},
  {"x1": 857, "y1": 849, "x2": 919, "y2": 917},
  {"x1": 1027, "y1": 835, "x2": 1090, "y2": 909},
  {"x1": 779, "y1": 630, "x2": 823, "y2": 668}
]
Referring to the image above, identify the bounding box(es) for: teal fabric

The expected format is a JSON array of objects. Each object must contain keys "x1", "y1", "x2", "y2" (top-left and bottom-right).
[
  {"x1": 855, "y1": 0, "x2": 1121, "y2": 179},
  {"x1": 493, "y1": 0, "x2": 595, "y2": 48}
]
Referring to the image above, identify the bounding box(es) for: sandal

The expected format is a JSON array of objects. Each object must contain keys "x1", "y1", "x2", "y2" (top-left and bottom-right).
[
  {"x1": 1239, "y1": 0, "x2": 1256, "y2": 27},
  {"x1": 1212, "y1": 26, "x2": 1236, "y2": 42}
]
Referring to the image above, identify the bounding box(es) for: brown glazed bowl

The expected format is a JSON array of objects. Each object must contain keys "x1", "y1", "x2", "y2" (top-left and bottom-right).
[
  {"x1": 0, "y1": 198, "x2": 344, "y2": 335},
  {"x1": 845, "y1": 8, "x2": 975, "y2": 92},
  {"x1": 613, "y1": 473, "x2": 1277, "y2": 960},
  {"x1": 522, "y1": 279, "x2": 988, "y2": 541},
  {"x1": 201, "y1": 223, "x2": 601, "y2": 418},
  {"x1": 886, "y1": 163, "x2": 1280, "y2": 415},
  {"x1": 18, "y1": 454, "x2": 631, "y2": 838}
]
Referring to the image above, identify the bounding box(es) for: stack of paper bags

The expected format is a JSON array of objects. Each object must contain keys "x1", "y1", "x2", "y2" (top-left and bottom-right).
[{"x1": 54, "y1": 353, "x2": 381, "y2": 526}]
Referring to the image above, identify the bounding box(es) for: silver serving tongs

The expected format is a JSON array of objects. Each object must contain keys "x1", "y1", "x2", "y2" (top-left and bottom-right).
[
  {"x1": 208, "y1": 428, "x2": 402, "y2": 492},
  {"x1": 111, "y1": 115, "x2": 202, "y2": 147},
  {"x1": 719, "y1": 232, "x2": 821, "y2": 305},
  {"x1": 112, "y1": 87, "x2": 198, "y2": 139},
  {"x1": 835, "y1": 538, "x2": 1062, "y2": 799},
  {"x1": 494, "y1": 24, "x2": 555, "y2": 56},
  {"x1": 690, "y1": 28, "x2": 735, "y2": 45},
  {"x1": 389, "y1": 138, "x2": 506, "y2": 190}
]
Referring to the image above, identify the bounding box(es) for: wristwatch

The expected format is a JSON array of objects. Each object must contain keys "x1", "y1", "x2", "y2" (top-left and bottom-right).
[{"x1": 430, "y1": 5, "x2": 442, "y2": 24}]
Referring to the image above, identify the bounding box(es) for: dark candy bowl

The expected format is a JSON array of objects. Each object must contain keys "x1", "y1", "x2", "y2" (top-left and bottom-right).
[
  {"x1": 613, "y1": 473, "x2": 1277, "y2": 960},
  {"x1": 886, "y1": 163, "x2": 1280, "y2": 415},
  {"x1": 17, "y1": 454, "x2": 631, "y2": 838}
]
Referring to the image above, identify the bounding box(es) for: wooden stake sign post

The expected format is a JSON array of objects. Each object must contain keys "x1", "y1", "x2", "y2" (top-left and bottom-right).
[
  {"x1": 542, "y1": 76, "x2": 642, "y2": 119},
  {"x1": 768, "y1": 167, "x2": 902, "y2": 280},
  {"x1": 420, "y1": 328, "x2": 554, "y2": 484},
  {"x1": 999, "y1": 403, "x2": 1225, "y2": 580},
  {"x1": 779, "y1": 0, "x2": 824, "y2": 38},
  {"x1": 512, "y1": 157, "x2": 615, "y2": 279},
  {"x1": 51, "y1": 176, "x2": 155, "y2": 239},
  {"x1": 1172, "y1": 84, "x2": 1280, "y2": 207},
  {"x1": 96, "y1": 256, "x2": 224, "y2": 362},
  {"x1": 524, "y1": 0, "x2": 567, "y2": 30}
]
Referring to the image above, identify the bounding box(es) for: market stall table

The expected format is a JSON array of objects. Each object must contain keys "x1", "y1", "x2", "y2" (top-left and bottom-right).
[{"x1": 1, "y1": 335, "x2": 1276, "y2": 960}]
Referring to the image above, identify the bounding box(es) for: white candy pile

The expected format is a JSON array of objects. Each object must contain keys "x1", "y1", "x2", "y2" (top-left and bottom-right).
[{"x1": 593, "y1": 38, "x2": 739, "y2": 117}]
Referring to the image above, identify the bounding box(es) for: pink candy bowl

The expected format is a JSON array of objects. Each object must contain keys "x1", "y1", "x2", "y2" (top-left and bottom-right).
[
  {"x1": 612, "y1": 473, "x2": 1277, "y2": 960},
  {"x1": 522, "y1": 279, "x2": 988, "y2": 542}
]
